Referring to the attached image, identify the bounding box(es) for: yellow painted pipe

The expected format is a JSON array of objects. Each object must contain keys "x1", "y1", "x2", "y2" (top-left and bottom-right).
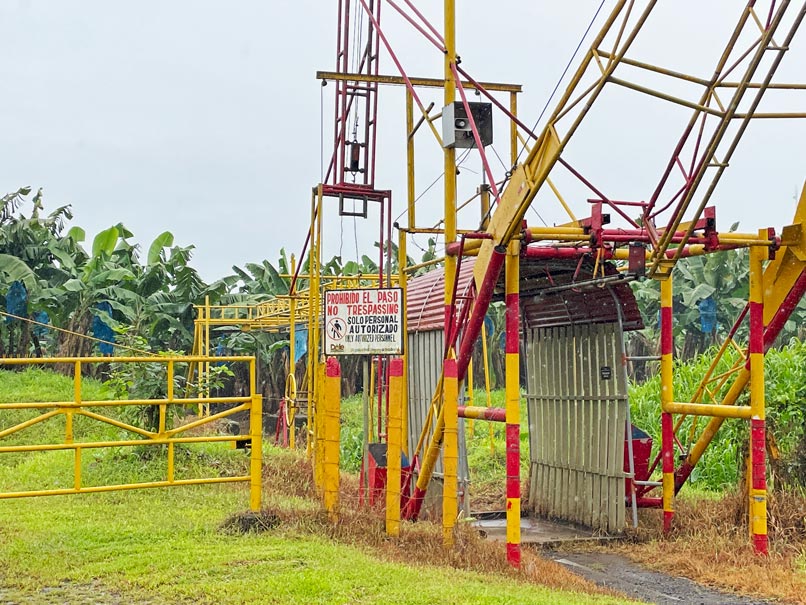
[
  {"x1": 0, "y1": 434, "x2": 254, "y2": 454},
  {"x1": 250, "y1": 357, "x2": 263, "y2": 512},
  {"x1": 323, "y1": 357, "x2": 341, "y2": 521},
  {"x1": 386, "y1": 358, "x2": 404, "y2": 537},
  {"x1": 663, "y1": 402, "x2": 752, "y2": 419},
  {"x1": 0, "y1": 476, "x2": 251, "y2": 500},
  {"x1": 442, "y1": 356, "x2": 458, "y2": 547}
]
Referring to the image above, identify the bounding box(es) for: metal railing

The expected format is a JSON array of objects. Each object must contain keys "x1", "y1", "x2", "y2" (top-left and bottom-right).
[{"x1": 0, "y1": 355, "x2": 262, "y2": 510}]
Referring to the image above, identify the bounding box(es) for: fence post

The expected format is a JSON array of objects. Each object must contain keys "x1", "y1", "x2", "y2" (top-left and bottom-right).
[
  {"x1": 386, "y1": 358, "x2": 403, "y2": 537},
  {"x1": 324, "y1": 356, "x2": 341, "y2": 520},
  {"x1": 250, "y1": 358, "x2": 263, "y2": 512}
]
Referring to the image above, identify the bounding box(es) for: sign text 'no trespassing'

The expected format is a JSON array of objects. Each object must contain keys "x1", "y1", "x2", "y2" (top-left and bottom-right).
[{"x1": 324, "y1": 288, "x2": 403, "y2": 355}]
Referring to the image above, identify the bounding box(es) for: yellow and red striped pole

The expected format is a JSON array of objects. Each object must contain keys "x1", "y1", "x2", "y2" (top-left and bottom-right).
[
  {"x1": 386, "y1": 358, "x2": 404, "y2": 537},
  {"x1": 749, "y1": 241, "x2": 768, "y2": 555},
  {"x1": 660, "y1": 277, "x2": 674, "y2": 533},
  {"x1": 323, "y1": 356, "x2": 341, "y2": 521},
  {"x1": 442, "y1": 356, "x2": 459, "y2": 546},
  {"x1": 505, "y1": 245, "x2": 521, "y2": 567}
]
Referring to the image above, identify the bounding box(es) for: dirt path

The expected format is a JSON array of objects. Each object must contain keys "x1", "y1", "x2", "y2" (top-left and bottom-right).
[{"x1": 545, "y1": 552, "x2": 774, "y2": 605}]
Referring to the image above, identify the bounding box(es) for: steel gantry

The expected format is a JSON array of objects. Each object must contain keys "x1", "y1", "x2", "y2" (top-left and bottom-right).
[
  {"x1": 335, "y1": 0, "x2": 806, "y2": 564},
  {"x1": 197, "y1": 0, "x2": 806, "y2": 567}
]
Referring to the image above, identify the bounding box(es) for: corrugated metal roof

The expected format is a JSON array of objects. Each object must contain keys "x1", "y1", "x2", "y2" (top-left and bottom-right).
[
  {"x1": 406, "y1": 256, "x2": 643, "y2": 333},
  {"x1": 519, "y1": 260, "x2": 644, "y2": 331},
  {"x1": 406, "y1": 259, "x2": 475, "y2": 332}
]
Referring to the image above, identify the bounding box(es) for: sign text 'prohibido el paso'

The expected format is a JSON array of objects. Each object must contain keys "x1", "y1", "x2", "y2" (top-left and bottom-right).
[{"x1": 323, "y1": 288, "x2": 403, "y2": 355}]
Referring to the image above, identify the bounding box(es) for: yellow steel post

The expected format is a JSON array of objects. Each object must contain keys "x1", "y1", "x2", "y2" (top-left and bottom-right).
[
  {"x1": 289, "y1": 253, "x2": 297, "y2": 449},
  {"x1": 74, "y1": 446, "x2": 81, "y2": 491},
  {"x1": 73, "y1": 360, "x2": 81, "y2": 406},
  {"x1": 249, "y1": 357, "x2": 263, "y2": 512},
  {"x1": 439, "y1": 0, "x2": 458, "y2": 551},
  {"x1": 406, "y1": 89, "x2": 416, "y2": 230},
  {"x1": 660, "y1": 277, "x2": 674, "y2": 533},
  {"x1": 202, "y1": 295, "x2": 211, "y2": 417},
  {"x1": 168, "y1": 442, "x2": 175, "y2": 483},
  {"x1": 306, "y1": 187, "x2": 321, "y2": 460},
  {"x1": 161, "y1": 360, "x2": 174, "y2": 435},
  {"x1": 504, "y1": 243, "x2": 521, "y2": 567},
  {"x1": 749, "y1": 240, "x2": 768, "y2": 555},
  {"x1": 399, "y1": 231, "x2": 409, "y2": 457},
  {"x1": 386, "y1": 358, "x2": 404, "y2": 537},
  {"x1": 479, "y1": 185, "x2": 490, "y2": 231},
  {"x1": 65, "y1": 409, "x2": 74, "y2": 444},
  {"x1": 442, "y1": 356, "x2": 458, "y2": 546},
  {"x1": 323, "y1": 357, "x2": 341, "y2": 520},
  {"x1": 404, "y1": 84, "x2": 414, "y2": 459},
  {"x1": 443, "y1": 0, "x2": 457, "y2": 333},
  {"x1": 69, "y1": 360, "x2": 80, "y2": 454}
]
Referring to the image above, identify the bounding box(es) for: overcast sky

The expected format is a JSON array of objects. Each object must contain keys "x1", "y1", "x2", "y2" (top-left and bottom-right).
[{"x1": 2, "y1": 1, "x2": 805, "y2": 281}]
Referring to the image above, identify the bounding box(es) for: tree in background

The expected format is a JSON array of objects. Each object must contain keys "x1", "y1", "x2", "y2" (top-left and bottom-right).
[{"x1": 626, "y1": 247, "x2": 806, "y2": 381}]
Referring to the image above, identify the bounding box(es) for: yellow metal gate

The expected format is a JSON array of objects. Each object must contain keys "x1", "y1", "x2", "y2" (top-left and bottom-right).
[{"x1": 0, "y1": 356, "x2": 262, "y2": 510}]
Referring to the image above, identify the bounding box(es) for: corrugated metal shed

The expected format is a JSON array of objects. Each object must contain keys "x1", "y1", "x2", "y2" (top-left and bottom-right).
[
  {"x1": 406, "y1": 259, "x2": 475, "y2": 332},
  {"x1": 405, "y1": 257, "x2": 643, "y2": 333}
]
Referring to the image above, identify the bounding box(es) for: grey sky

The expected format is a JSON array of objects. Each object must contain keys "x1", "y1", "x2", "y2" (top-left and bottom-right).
[{"x1": 2, "y1": 1, "x2": 805, "y2": 281}]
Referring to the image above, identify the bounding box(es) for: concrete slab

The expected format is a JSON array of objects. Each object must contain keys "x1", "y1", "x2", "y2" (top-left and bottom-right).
[{"x1": 473, "y1": 514, "x2": 616, "y2": 546}]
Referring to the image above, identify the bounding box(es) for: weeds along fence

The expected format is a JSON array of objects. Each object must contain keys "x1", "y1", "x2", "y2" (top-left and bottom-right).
[{"x1": 0, "y1": 356, "x2": 262, "y2": 509}]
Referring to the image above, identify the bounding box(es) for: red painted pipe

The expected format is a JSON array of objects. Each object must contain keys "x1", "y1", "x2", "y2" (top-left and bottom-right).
[
  {"x1": 523, "y1": 243, "x2": 741, "y2": 260},
  {"x1": 457, "y1": 246, "x2": 506, "y2": 382},
  {"x1": 523, "y1": 247, "x2": 611, "y2": 260},
  {"x1": 761, "y1": 269, "x2": 806, "y2": 352},
  {"x1": 458, "y1": 405, "x2": 506, "y2": 422},
  {"x1": 633, "y1": 497, "x2": 663, "y2": 508}
]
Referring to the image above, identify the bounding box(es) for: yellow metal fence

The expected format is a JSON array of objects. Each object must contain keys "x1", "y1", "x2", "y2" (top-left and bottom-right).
[{"x1": 0, "y1": 355, "x2": 262, "y2": 510}]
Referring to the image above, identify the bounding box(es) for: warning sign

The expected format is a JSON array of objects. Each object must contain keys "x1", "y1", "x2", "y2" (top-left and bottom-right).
[{"x1": 324, "y1": 288, "x2": 403, "y2": 355}]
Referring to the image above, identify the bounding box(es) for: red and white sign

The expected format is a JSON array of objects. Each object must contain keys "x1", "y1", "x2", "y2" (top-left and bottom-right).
[{"x1": 324, "y1": 288, "x2": 403, "y2": 355}]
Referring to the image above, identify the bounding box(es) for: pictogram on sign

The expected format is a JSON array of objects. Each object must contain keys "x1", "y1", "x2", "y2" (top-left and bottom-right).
[{"x1": 324, "y1": 288, "x2": 404, "y2": 355}]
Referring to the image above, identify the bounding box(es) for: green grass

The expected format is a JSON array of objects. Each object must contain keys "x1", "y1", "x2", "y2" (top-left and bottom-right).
[
  {"x1": 0, "y1": 369, "x2": 632, "y2": 605},
  {"x1": 0, "y1": 487, "x2": 623, "y2": 605}
]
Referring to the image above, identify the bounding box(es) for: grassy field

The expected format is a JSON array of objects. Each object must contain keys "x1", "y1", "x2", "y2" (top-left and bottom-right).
[{"x1": 0, "y1": 368, "x2": 633, "y2": 605}]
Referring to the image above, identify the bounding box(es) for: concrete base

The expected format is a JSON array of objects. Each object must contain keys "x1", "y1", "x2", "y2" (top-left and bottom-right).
[{"x1": 472, "y1": 514, "x2": 617, "y2": 547}]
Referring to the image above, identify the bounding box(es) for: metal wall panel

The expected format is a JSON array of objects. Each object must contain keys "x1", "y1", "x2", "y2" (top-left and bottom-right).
[
  {"x1": 406, "y1": 330, "x2": 469, "y2": 513},
  {"x1": 407, "y1": 329, "x2": 444, "y2": 461},
  {"x1": 526, "y1": 323, "x2": 627, "y2": 533}
]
